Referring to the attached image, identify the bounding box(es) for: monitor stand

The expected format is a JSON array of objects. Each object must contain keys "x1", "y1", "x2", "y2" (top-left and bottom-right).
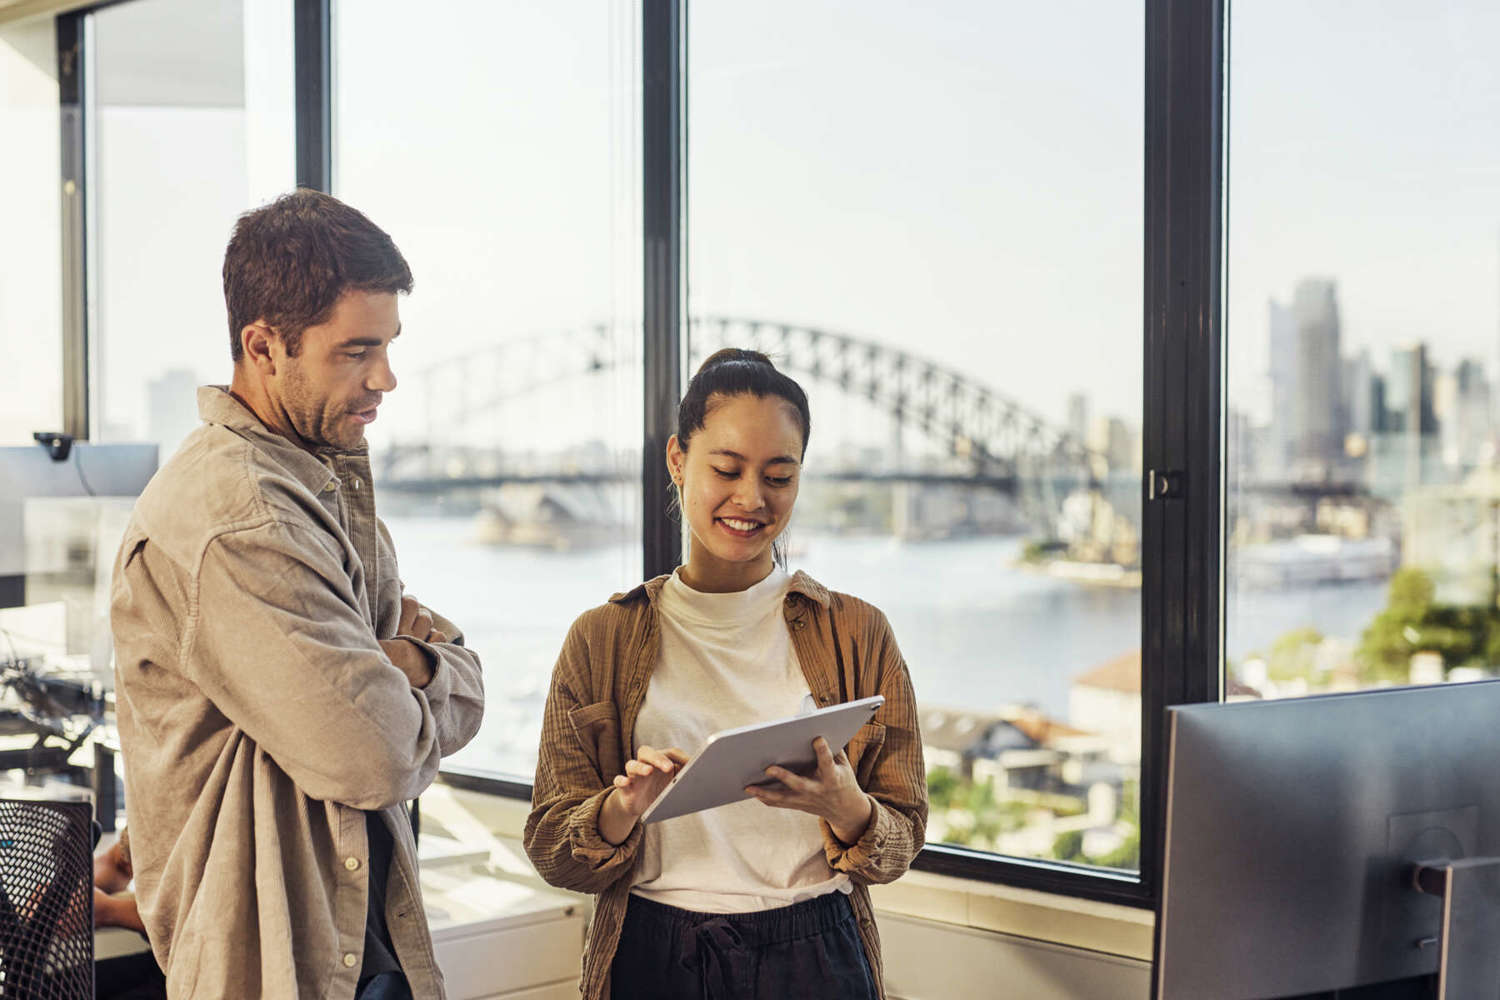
[{"x1": 1412, "y1": 856, "x2": 1500, "y2": 998}]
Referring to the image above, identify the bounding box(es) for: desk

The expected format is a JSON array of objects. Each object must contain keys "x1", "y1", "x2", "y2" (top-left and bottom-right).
[
  {"x1": 422, "y1": 857, "x2": 585, "y2": 1000},
  {"x1": 95, "y1": 855, "x2": 587, "y2": 1000}
]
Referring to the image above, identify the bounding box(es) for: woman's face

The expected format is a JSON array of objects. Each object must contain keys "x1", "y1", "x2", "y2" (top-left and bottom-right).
[{"x1": 666, "y1": 392, "x2": 805, "y2": 591}]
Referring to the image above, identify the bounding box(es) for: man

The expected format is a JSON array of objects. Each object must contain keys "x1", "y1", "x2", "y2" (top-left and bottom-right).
[{"x1": 111, "y1": 190, "x2": 485, "y2": 999}]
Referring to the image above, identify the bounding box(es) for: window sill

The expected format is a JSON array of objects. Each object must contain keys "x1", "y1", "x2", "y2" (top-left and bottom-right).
[
  {"x1": 426, "y1": 780, "x2": 1154, "y2": 962},
  {"x1": 869, "y1": 869, "x2": 1153, "y2": 961}
]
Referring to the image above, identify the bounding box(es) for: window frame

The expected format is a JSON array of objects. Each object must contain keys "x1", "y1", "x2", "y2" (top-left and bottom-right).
[{"x1": 55, "y1": 0, "x2": 1228, "y2": 910}]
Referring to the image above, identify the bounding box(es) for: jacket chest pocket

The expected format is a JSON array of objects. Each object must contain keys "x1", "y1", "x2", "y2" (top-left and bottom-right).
[
  {"x1": 568, "y1": 701, "x2": 625, "y2": 783},
  {"x1": 846, "y1": 721, "x2": 886, "y2": 788}
]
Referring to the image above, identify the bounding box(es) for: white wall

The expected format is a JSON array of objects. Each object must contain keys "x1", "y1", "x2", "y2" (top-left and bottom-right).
[{"x1": 881, "y1": 913, "x2": 1150, "y2": 1000}]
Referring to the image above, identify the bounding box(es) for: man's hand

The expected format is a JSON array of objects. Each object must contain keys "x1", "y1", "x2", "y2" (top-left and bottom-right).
[
  {"x1": 397, "y1": 594, "x2": 448, "y2": 645},
  {"x1": 379, "y1": 637, "x2": 433, "y2": 689},
  {"x1": 379, "y1": 594, "x2": 448, "y2": 689}
]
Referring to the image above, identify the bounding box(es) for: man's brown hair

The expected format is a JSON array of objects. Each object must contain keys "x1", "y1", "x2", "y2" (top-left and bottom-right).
[{"x1": 223, "y1": 189, "x2": 413, "y2": 361}]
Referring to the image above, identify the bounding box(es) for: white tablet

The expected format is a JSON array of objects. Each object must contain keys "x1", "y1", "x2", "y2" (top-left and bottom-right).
[{"x1": 639, "y1": 695, "x2": 885, "y2": 824}]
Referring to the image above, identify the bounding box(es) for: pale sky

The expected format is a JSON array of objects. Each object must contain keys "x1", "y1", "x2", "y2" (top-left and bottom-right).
[{"x1": 3, "y1": 0, "x2": 1497, "y2": 454}]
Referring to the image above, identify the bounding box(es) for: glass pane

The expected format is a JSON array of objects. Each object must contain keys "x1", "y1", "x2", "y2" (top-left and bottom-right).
[
  {"x1": 0, "y1": 19, "x2": 62, "y2": 444},
  {"x1": 1226, "y1": 4, "x2": 1500, "y2": 700},
  {"x1": 335, "y1": 1, "x2": 643, "y2": 778},
  {"x1": 689, "y1": 2, "x2": 1144, "y2": 869},
  {"x1": 91, "y1": 0, "x2": 295, "y2": 455}
]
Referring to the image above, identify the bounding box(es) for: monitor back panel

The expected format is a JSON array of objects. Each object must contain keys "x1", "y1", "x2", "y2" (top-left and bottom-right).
[{"x1": 1156, "y1": 682, "x2": 1500, "y2": 999}]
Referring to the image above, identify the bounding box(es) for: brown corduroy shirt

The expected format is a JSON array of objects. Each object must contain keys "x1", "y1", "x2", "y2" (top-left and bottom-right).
[
  {"x1": 111, "y1": 386, "x2": 486, "y2": 999},
  {"x1": 523, "y1": 572, "x2": 927, "y2": 1000}
]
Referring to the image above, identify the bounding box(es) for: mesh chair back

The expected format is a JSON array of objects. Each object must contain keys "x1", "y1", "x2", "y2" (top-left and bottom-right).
[{"x1": 0, "y1": 799, "x2": 94, "y2": 999}]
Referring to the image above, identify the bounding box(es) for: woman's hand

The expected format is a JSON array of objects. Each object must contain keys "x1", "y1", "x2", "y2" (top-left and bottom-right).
[
  {"x1": 598, "y1": 745, "x2": 690, "y2": 845},
  {"x1": 746, "y1": 737, "x2": 875, "y2": 844}
]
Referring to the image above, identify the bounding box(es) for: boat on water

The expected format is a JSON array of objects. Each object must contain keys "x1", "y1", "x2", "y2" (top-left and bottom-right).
[{"x1": 1232, "y1": 534, "x2": 1396, "y2": 588}]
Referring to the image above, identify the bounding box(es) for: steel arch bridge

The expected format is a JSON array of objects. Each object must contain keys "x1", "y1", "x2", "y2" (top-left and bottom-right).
[{"x1": 380, "y1": 317, "x2": 1117, "y2": 531}]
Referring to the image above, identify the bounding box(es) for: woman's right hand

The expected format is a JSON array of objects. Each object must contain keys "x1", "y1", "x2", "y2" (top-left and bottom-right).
[{"x1": 599, "y1": 745, "x2": 689, "y2": 844}]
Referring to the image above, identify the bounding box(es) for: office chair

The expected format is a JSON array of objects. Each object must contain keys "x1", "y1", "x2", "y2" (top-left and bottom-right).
[{"x1": 0, "y1": 799, "x2": 94, "y2": 999}]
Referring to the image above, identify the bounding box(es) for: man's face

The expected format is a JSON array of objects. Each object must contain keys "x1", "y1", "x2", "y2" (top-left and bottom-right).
[{"x1": 270, "y1": 290, "x2": 400, "y2": 450}]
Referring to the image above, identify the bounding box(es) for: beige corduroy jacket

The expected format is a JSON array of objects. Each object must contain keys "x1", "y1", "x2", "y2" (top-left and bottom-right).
[
  {"x1": 111, "y1": 386, "x2": 486, "y2": 999},
  {"x1": 523, "y1": 571, "x2": 927, "y2": 1000}
]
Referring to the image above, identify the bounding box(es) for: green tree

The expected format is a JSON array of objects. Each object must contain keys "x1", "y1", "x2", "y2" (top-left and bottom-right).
[
  {"x1": 927, "y1": 766, "x2": 958, "y2": 809},
  {"x1": 1052, "y1": 830, "x2": 1084, "y2": 862},
  {"x1": 1266, "y1": 626, "x2": 1325, "y2": 682},
  {"x1": 1356, "y1": 568, "x2": 1500, "y2": 684}
]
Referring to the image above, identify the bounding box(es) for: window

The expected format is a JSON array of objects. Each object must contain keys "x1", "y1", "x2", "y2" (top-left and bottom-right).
[
  {"x1": 1225, "y1": 2, "x2": 1500, "y2": 700},
  {"x1": 0, "y1": 17, "x2": 63, "y2": 444},
  {"x1": 89, "y1": 0, "x2": 295, "y2": 456},
  {"x1": 689, "y1": 1, "x2": 1145, "y2": 870},
  {"x1": 334, "y1": 0, "x2": 644, "y2": 778},
  {"x1": 31, "y1": 0, "x2": 1243, "y2": 905}
]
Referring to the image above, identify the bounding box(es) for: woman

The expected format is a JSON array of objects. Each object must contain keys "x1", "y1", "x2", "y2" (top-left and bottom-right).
[{"x1": 524, "y1": 349, "x2": 926, "y2": 1000}]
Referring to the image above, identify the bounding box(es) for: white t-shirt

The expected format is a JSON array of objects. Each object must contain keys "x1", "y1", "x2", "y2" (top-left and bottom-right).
[{"x1": 630, "y1": 566, "x2": 852, "y2": 913}]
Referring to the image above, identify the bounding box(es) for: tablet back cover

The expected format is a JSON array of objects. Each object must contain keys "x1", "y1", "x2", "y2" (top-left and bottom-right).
[{"x1": 641, "y1": 695, "x2": 884, "y2": 824}]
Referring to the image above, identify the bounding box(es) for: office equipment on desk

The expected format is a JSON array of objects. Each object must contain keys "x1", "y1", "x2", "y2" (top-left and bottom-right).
[
  {"x1": 641, "y1": 695, "x2": 884, "y2": 824},
  {"x1": 0, "y1": 798, "x2": 95, "y2": 998},
  {"x1": 0, "y1": 601, "x2": 116, "y2": 831},
  {"x1": 1155, "y1": 681, "x2": 1500, "y2": 999},
  {"x1": 0, "y1": 443, "x2": 155, "y2": 834}
]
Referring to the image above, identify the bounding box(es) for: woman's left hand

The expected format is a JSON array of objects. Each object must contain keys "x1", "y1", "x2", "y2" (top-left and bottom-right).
[{"x1": 746, "y1": 736, "x2": 875, "y2": 844}]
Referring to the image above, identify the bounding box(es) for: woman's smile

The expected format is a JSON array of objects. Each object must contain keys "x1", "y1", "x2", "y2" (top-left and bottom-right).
[{"x1": 717, "y1": 515, "x2": 767, "y2": 537}]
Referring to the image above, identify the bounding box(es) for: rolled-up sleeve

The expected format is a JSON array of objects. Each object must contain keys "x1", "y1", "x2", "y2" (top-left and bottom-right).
[
  {"x1": 523, "y1": 617, "x2": 644, "y2": 894},
  {"x1": 182, "y1": 520, "x2": 449, "y2": 810},
  {"x1": 398, "y1": 606, "x2": 485, "y2": 758},
  {"x1": 821, "y1": 610, "x2": 928, "y2": 883}
]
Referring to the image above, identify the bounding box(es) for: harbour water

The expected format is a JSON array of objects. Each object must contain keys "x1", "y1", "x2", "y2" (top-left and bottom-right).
[{"x1": 385, "y1": 516, "x2": 1390, "y2": 775}]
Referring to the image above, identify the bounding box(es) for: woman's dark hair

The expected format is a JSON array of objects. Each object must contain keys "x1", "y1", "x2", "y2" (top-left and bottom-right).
[
  {"x1": 676, "y1": 348, "x2": 811, "y2": 456},
  {"x1": 223, "y1": 189, "x2": 413, "y2": 361},
  {"x1": 674, "y1": 348, "x2": 811, "y2": 569}
]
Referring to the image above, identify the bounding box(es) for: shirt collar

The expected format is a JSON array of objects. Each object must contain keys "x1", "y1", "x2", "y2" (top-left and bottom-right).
[
  {"x1": 610, "y1": 568, "x2": 830, "y2": 609},
  {"x1": 197, "y1": 384, "x2": 364, "y2": 495}
]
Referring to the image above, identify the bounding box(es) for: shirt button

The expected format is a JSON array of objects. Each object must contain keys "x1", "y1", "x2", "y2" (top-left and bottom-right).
[
  {"x1": 350, "y1": 478, "x2": 362, "y2": 491},
  {"x1": 344, "y1": 856, "x2": 361, "y2": 871},
  {"x1": 343, "y1": 953, "x2": 357, "y2": 968},
  {"x1": 323, "y1": 480, "x2": 338, "y2": 493}
]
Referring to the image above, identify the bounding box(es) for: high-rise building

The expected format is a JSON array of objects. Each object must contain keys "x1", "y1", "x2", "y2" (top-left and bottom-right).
[
  {"x1": 1372, "y1": 342, "x2": 1442, "y2": 491},
  {"x1": 1267, "y1": 299, "x2": 1298, "y2": 472},
  {"x1": 1289, "y1": 280, "x2": 1343, "y2": 479},
  {"x1": 1342, "y1": 348, "x2": 1381, "y2": 445},
  {"x1": 1448, "y1": 358, "x2": 1492, "y2": 469},
  {"x1": 1086, "y1": 415, "x2": 1136, "y2": 477},
  {"x1": 1387, "y1": 343, "x2": 1437, "y2": 435},
  {"x1": 1066, "y1": 392, "x2": 1089, "y2": 447},
  {"x1": 147, "y1": 368, "x2": 201, "y2": 459}
]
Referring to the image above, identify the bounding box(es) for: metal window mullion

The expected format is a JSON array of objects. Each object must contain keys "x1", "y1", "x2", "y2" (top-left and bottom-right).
[
  {"x1": 58, "y1": 11, "x2": 89, "y2": 441},
  {"x1": 294, "y1": 0, "x2": 332, "y2": 192},
  {"x1": 1140, "y1": 0, "x2": 1226, "y2": 924},
  {"x1": 641, "y1": 0, "x2": 683, "y2": 579}
]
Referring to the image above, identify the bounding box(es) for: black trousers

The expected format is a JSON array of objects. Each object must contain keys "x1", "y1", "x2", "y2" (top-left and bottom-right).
[
  {"x1": 355, "y1": 970, "x2": 413, "y2": 1000},
  {"x1": 609, "y1": 891, "x2": 878, "y2": 1000}
]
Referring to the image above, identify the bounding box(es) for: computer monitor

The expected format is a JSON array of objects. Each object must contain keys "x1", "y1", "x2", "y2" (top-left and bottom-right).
[{"x1": 1155, "y1": 682, "x2": 1500, "y2": 999}]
